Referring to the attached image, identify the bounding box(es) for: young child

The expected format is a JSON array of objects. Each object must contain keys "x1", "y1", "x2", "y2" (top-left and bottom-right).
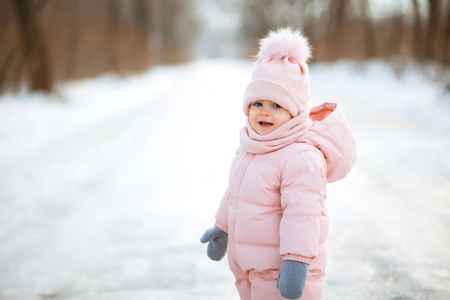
[{"x1": 201, "y1": 28, "x2": 356, "y2": 300}]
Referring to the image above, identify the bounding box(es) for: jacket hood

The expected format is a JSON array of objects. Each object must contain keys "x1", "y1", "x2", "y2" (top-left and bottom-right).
[{"x1": 301, "y1": 102, "x2": 357, "y2": 183}]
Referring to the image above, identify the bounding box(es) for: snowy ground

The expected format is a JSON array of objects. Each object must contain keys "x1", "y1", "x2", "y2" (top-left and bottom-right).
[{"x1": 0, "y1": 59, "x2": 449, "y2": 300}]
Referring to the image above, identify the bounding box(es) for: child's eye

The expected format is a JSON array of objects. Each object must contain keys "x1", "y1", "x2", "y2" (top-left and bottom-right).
[
  {"x1": 273, "y1": 103, "x2": 282, "y2": 108},
  {"x1": 252, "y1": 102, "x2": 262, "y2": 107}
]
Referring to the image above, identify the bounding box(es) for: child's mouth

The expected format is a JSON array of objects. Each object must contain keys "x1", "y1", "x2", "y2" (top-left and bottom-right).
[{"x1": 258, "y1": 121, "x2": 273, "y2": 127}]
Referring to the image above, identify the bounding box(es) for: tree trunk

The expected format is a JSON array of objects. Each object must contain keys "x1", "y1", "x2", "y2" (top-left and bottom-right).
[
  {"x1": 327, "y1": 0, "x2": 349, "y2": 59},
  {"x1": 411, "y1": 0, "x2": 425, "y2": 60},
  {"x1": 107, "y1": 0, "x2": 120, "y2": 72},
  {"x1": 362, "y1": 0, "x2": 376, "y2": 59},
  {"x1": 390, "y1": 13, "x2": 403, "y2": 56},
  {"x1": 426, "y1": 0, "x2": 440, "y2": 60},
  {"x1": 28, "y1": 28, "x2": 52, "y2": 91},
  {"x1": 443, "y1": 1, "x2": 450, "y2": 66},
  {"x1": 11, "y1": 0, "x2": 53, "y2": 92}
]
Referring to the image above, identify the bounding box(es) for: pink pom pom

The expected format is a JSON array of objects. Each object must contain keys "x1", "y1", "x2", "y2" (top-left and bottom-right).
[{"x1": 257, "y1": 28, "x2": 311, "y2": 62}]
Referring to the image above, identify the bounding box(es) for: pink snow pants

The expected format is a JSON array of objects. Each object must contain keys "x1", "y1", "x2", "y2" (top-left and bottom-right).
[{"x1": 228, "y1": 251, "x2": 325, "y2": 300}]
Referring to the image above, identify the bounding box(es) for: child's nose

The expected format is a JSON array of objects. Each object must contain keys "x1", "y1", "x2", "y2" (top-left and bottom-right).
[{"x1": 260, "y1": 109, "x2": 271, "y2": 116}]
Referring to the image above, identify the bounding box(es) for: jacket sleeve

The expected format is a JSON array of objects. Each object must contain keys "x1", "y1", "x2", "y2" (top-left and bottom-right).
[
  {"x1": 214, "y1": 187, "x2": 230, "y2": 233},
  {"x1": 214, "y1": 147, "x2": 244, "y2": 233},
  {"x1": 279, "y1": 148, "x2": 326, "y2": 264}
]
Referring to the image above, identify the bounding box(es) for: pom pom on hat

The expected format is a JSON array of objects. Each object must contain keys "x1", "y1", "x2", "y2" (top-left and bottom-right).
[
  {"x1": 242, "y1": 27, "x2": 312, "y2": 118},
  {"x1": 257, "y1": 28, "x2": 311, "y2": 62}
]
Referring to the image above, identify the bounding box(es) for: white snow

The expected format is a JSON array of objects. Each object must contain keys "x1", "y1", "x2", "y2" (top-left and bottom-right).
[{"x1": 0, "y1": 59, "x2": 449, "y2": 300}]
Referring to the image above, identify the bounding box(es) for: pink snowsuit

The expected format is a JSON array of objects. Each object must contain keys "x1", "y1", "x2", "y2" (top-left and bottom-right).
[{"x1": 215, "y1": 103, "x2": 356, "y2": 300}]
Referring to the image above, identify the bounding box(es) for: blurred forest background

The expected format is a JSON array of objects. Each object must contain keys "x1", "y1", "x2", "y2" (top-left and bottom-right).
[{"x1": 0, "y1": 0, "x2": 448, "y2": 94}]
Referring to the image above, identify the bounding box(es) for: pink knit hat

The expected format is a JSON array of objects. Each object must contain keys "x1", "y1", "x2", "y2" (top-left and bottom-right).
[{"x1": 243, "y1": 28, "x2": 311, "y2": 118}]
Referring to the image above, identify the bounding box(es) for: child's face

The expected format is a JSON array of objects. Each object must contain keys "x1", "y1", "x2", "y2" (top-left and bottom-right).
[{"x1": 248, "y1": 100, "x2": 292, "y2": 135}]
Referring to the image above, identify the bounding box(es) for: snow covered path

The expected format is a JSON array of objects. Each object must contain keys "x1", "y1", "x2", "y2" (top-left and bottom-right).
[{"x1": 0, "y1": 60, "x2": 449, "y2": 300}]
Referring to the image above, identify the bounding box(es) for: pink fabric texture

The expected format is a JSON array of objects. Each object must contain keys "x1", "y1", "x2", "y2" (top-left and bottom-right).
[
  {"x1": 239, "y1": 108, "x2": 312, "y2": 154},
  {"x1": 305, "y1": 102, "x2": 357, "y2": 183},
  {"x1": 214, "y1": 103, "x2": 356, "y2": 300}
]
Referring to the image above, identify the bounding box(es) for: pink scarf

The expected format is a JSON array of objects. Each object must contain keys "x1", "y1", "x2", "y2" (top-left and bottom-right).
[{"x1": 239, "y1": 109, "x2": 312, "y2": 154}]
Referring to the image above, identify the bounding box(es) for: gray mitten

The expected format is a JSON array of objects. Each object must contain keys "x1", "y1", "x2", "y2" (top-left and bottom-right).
[
  {"x1": 200, "y1": 226, "x2": 228, "y2": 261},
  {"x1": 277, "y1": 260, "x2": 309, "y2": 299}
]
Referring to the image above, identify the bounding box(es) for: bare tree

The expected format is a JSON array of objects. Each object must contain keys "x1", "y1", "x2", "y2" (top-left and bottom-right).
[
  {"x1": 426, "y1": 0, "x2": 441, "y2": 60},
  {"x1": 133, "y1": 0, "x2": 150, "y2": 35},
  {"x1": 107, "y1": 0, "x2": 121, "y2": 72},
  {"x1": 326, "y1": 0, "x2": 350, "y2": 60},
  {"x1": 411, "y1": 0, "x2": 425, "y2": 60},
  {"x1": 444, "y1": 1, "x2": 450, "y2": 66},
  {"x1": 0, "y1": 0, "x2": 197, "y2": 94},
  {"x1": 389, "y1": 13, "x2": 404, "y2": 56},
  {"x1": 147, "y1": 0, "x2": 197, "y2": 63},
  {"x1": 11, "y1": 0, "x2": 53, "y2": 92},
  {"x1": 240, "y1": 0, "x2": 328, "y2": 57},
  {"x1": 64, "y1": 0, "x2": 81, "y2": 78},
  {"x1": 241, "y1": 0, "x2": 275, "y2": 54},
  {"x1": 361, "y1": 0, "x2": 376, "y2": 59}
]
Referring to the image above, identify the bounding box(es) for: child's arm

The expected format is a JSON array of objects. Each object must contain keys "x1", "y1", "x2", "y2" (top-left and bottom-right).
[
  {"x1": 200, "y1": 187, "x2": 231, "y2": 261},
  {"x1": 214, "y1": 187, "x2": 231, "y2": 233},
  {"x1": 277, "y1": 148, "x2": 326, "y2": 298},
  {"x1": 201, "y1": 148, "x2": 242, "y2": 261},
  {"x1": 279, "y1": 148, "x2": 326, "y2": 263}
]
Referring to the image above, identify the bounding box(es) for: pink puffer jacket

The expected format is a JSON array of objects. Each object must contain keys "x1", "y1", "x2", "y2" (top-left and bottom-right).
[{"x1": 215, "y1": 103, "x2": 356, "y2": 275}]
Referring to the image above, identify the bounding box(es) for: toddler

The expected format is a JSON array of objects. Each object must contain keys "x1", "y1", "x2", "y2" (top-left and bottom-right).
[{"x1": 201, "y1": 28, "x2": 356, "y2": 300}]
